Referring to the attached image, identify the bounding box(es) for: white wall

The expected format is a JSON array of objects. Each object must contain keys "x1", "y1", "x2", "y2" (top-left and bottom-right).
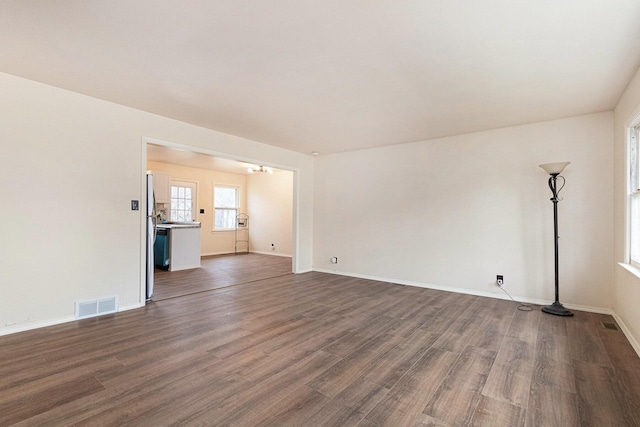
[
  {"x1": 313, "y1": 112, "x2": 614, "y2": 310},
  {"x1": 614, "y1": 66, "x2": 640, "y2": 351},
  {"x1": 247, "y1": 170, "x2": 294, "y2": 256},
  {"x1": 0, "y1": 72, "x2": 313, "y2": 335}
]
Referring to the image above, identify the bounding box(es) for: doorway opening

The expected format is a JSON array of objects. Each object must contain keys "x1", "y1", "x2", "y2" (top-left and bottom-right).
[{"x1": 142, "y1": 138, "x2": 298, "y2": 302}]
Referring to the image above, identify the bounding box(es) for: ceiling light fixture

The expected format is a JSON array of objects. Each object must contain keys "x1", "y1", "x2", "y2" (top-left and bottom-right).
[{"x1": 247, "y1": 165, "x2": 273, "y2": 174}]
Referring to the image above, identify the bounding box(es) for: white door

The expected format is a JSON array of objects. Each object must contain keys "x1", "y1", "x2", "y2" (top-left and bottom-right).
[{"x1": 170, "y1": 180, "x2": 197, "y2": 222}]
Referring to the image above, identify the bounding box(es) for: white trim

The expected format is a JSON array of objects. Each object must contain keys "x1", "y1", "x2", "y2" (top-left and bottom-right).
[
  {"x1": 201, "y1": 250, "x2": 292, "y2": 258},
  {"x1": 119, "y1": 303, "x2": 144, "y2": 312},
  {"x1": 626, "y1": 121, "x2": 640, "y2": 265},
  {"x1": 250, "y1": 250, "x2": 293, "y2": 258},
  {"x1": 626, "y1": 125, "x2": 632, "y2": 263},
  {"x1": 201, "y1": 251, "x2": 236, "y2": 257},
  {"x1": 140, "y1": 139, "x2": 149, "y2": 305},
  {"x1": 612, "y1": 312, "x2": 640, "y2": 357},
  {"x1": 169, "y1": 263, "x2": 202, "y2": 272},
  {"x1": 291, "y1": 169, "x2": 301, "y2": 274},
  {"x1": 0, "y1": 316, "x2": 75, "y2": 337},
  {"x1": 0, "y1": 303, "x2": 143, "y2": 337},
  {"x1": 312, "y1": 268, "x2": 613, "y2": 315},
  {"x1": 619, "y1": 262, "x2": 640, "y2": 279},
  {"x1": 213, "y1": 183, "x2": 241, "y2": 231}
]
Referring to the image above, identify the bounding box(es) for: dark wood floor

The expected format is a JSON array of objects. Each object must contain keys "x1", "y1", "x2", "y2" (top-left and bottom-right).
[
  {"x1": 1, "y1": 272, "x2": 639, "y2": 426},
  {"x1": 153, "y1": 253, "x2": 293, "y2": 300}
]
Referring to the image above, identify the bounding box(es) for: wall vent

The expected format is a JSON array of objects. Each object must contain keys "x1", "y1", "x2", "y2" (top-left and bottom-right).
[{"x1": 75, "y1": 296, "x2": 118, "y2": 319}]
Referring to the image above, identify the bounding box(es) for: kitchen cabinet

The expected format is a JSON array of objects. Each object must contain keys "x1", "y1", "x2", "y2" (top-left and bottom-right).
[{"x1": 150, "y1": 171, "x2": 170, "y2": 204}]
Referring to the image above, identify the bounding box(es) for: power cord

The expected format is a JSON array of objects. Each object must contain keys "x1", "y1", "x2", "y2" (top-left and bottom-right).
[{"x1": 498, "y1": 283, "x2": 534, "y2": 312}]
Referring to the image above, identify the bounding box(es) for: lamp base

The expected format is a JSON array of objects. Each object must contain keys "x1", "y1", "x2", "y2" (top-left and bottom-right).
[{"x1": 542, "y1": 301, "x2": 574, "y2": 317}]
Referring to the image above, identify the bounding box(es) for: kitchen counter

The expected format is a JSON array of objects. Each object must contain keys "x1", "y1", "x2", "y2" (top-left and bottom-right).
[
  {"x1": 157, "y1": 221, "x2": 201, "y2": 229},
  {"x1": 156, "y1": 222, "x2": 201, "y2": 271}
]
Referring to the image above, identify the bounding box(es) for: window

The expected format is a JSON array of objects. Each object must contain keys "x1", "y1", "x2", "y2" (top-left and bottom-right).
[
  {"x1": 630, "y1": 123, "x2": 640, "y2": 267},
  {"x1": 170, "y1": 181, "x2": 197, "y2": 222},
  {"x1": 214, "y1": 185, "x2": 239, "y2": 230}
]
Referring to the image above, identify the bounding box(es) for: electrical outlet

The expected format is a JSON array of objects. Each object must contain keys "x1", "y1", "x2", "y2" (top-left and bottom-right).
[{"x1": 496, "y1": 275, "x2": 504, "y2": 286}]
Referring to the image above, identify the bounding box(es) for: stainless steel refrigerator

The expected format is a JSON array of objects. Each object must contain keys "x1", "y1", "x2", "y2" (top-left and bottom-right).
[{"x1": 146, "y1": 173, "x2": 156, "y2": 301}]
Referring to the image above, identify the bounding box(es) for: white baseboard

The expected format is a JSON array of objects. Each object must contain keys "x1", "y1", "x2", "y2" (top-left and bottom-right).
[
  {"x1": 562, "y1": 302, "x2": 614, "y2": 316},
  {"x1": 202, "y1": 251, "x2": 292, "y2": 258},
  {"x1": 4, "y1": 272, "x2": 637, "y2": 359},
  {"x1": 314, "y1": 268, "x2": 639, "y2": 357},
  {"x1": 201, "y1": 251, "x2": 235, "y2": 257},
  {"x1": 119, "y1": 303, "x2": 145, "y2": 312},
  {"x1": 250, "y1": 250, "x2": 292, "y2": 258},
  {"x1": 0, "y1": 302, "x2": 145, "y2": 337},
  {"x1": 612, "y1": 312, "x2": 640, "y2": 357},
  {"x1": 312, "y1": 268, "x2": 613, "y2": 315},
  {"x1": 0, "y1": 315, "x2": 76, "y2": 337},
  {"x1": 170, "y1": 263, "x2": 202, "y2": 271}
]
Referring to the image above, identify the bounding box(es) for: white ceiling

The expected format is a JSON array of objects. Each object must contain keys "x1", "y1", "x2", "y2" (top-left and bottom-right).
[
  {"x1": 2, "y1": 1, "x2": 640, "y2": 155},
  {"x1": 147, "y1": 143, "x2": 278, "y2": 174}
]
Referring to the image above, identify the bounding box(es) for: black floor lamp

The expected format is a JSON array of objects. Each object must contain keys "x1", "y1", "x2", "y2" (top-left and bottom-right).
[{"x1": 539, "y1": 162, "x2": 574, "y2": 317}]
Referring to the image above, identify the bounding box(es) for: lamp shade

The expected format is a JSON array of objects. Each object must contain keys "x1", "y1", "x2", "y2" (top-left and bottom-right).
[{"x1": 539, "y1": 162, "x2": 570, "y2": 175}]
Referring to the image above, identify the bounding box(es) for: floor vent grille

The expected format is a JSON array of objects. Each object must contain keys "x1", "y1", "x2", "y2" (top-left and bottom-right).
[
  {"x1": 601, "y1": 322, "x2": 619, "y2": 330},
  {"x1": 75, "y1": 296, "x2": 118, "y2": 319}
]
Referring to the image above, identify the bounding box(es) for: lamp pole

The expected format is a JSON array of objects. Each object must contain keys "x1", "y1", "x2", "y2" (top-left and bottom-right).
[{"x1": 539, "y1": 163, "x2": 573, "y2": 317}]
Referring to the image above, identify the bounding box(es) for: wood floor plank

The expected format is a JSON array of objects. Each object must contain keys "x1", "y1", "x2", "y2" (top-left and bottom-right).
[
  {"x1": 506, "y1": 307, "x2": 541, "y2": 343},
  {"x1": 482, "y1": 309, "x2": 540, "y2": 409},
  {"x1": 261, "y1": 385, "x2": 332, "y2": 427},
  {"x1": 566, "y1": 311, "x2": 611, "y2": 365},
  {"x1": 320, "y1": 314, "x2": 400, "y2": 358},
  {"x1": 207, "y1": 316, "x2": 316, "y2": 359},
  {"x1": 412, "y1": 413, "x2": 453, "y2": 426},
  {"x1": 1, "y1": 258, "x2": 638, "y2": 426},
  {"x1": 481, "y1": 364, "x2": 532, "y2": 409},
  {"x1": 573, "y1": 360, "x2": 632, "y2": 427},
  {"x1": 303, "y1": 377, "x2": 391, "y2": 426},
  {"x1": 525, "y1": 383, "x2": 580, "y2": 427},
  {"x1": 115, "y1": 371, "x2": 251, "y2": 426},
  {"x1": 365, "y1": 347, "x2": 460, "y2": 426},
  {"x1": 423, "y1": 345, "x2": 497, "y2": 426},
  {"x1": 308, "y1": 333, "x2": 405, "y2": 398},
  {"x1": 360, "y1": 329, "x2": 439, "y2": 389},
  {"x1": 189, "y1": 350, "x2": 340, "y2": 425},
  {"x1": 332, "y1": 377, "x2": 390, "y2": 418},
  {"x1": 466, "y1": 299, "x2": 514, "y2": 351},
  {"x1": 303, "y1": 400, "x2": 369, "y2": 427},
  {"x1": 612, "y1": 368, "x2": 640, "y2": 427},
  {"x1": 430, "y1": 297, "x2": 498, "y2": 353},
  {"x1": 470, "y1": 395, "x2": 526, "y2": 427},
  {"x1": 16, "y1": 352, "x2": 225, "y2": 426},
  {"x1": 0, "y1": 376, "x2": 105, "y2": 426}
]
